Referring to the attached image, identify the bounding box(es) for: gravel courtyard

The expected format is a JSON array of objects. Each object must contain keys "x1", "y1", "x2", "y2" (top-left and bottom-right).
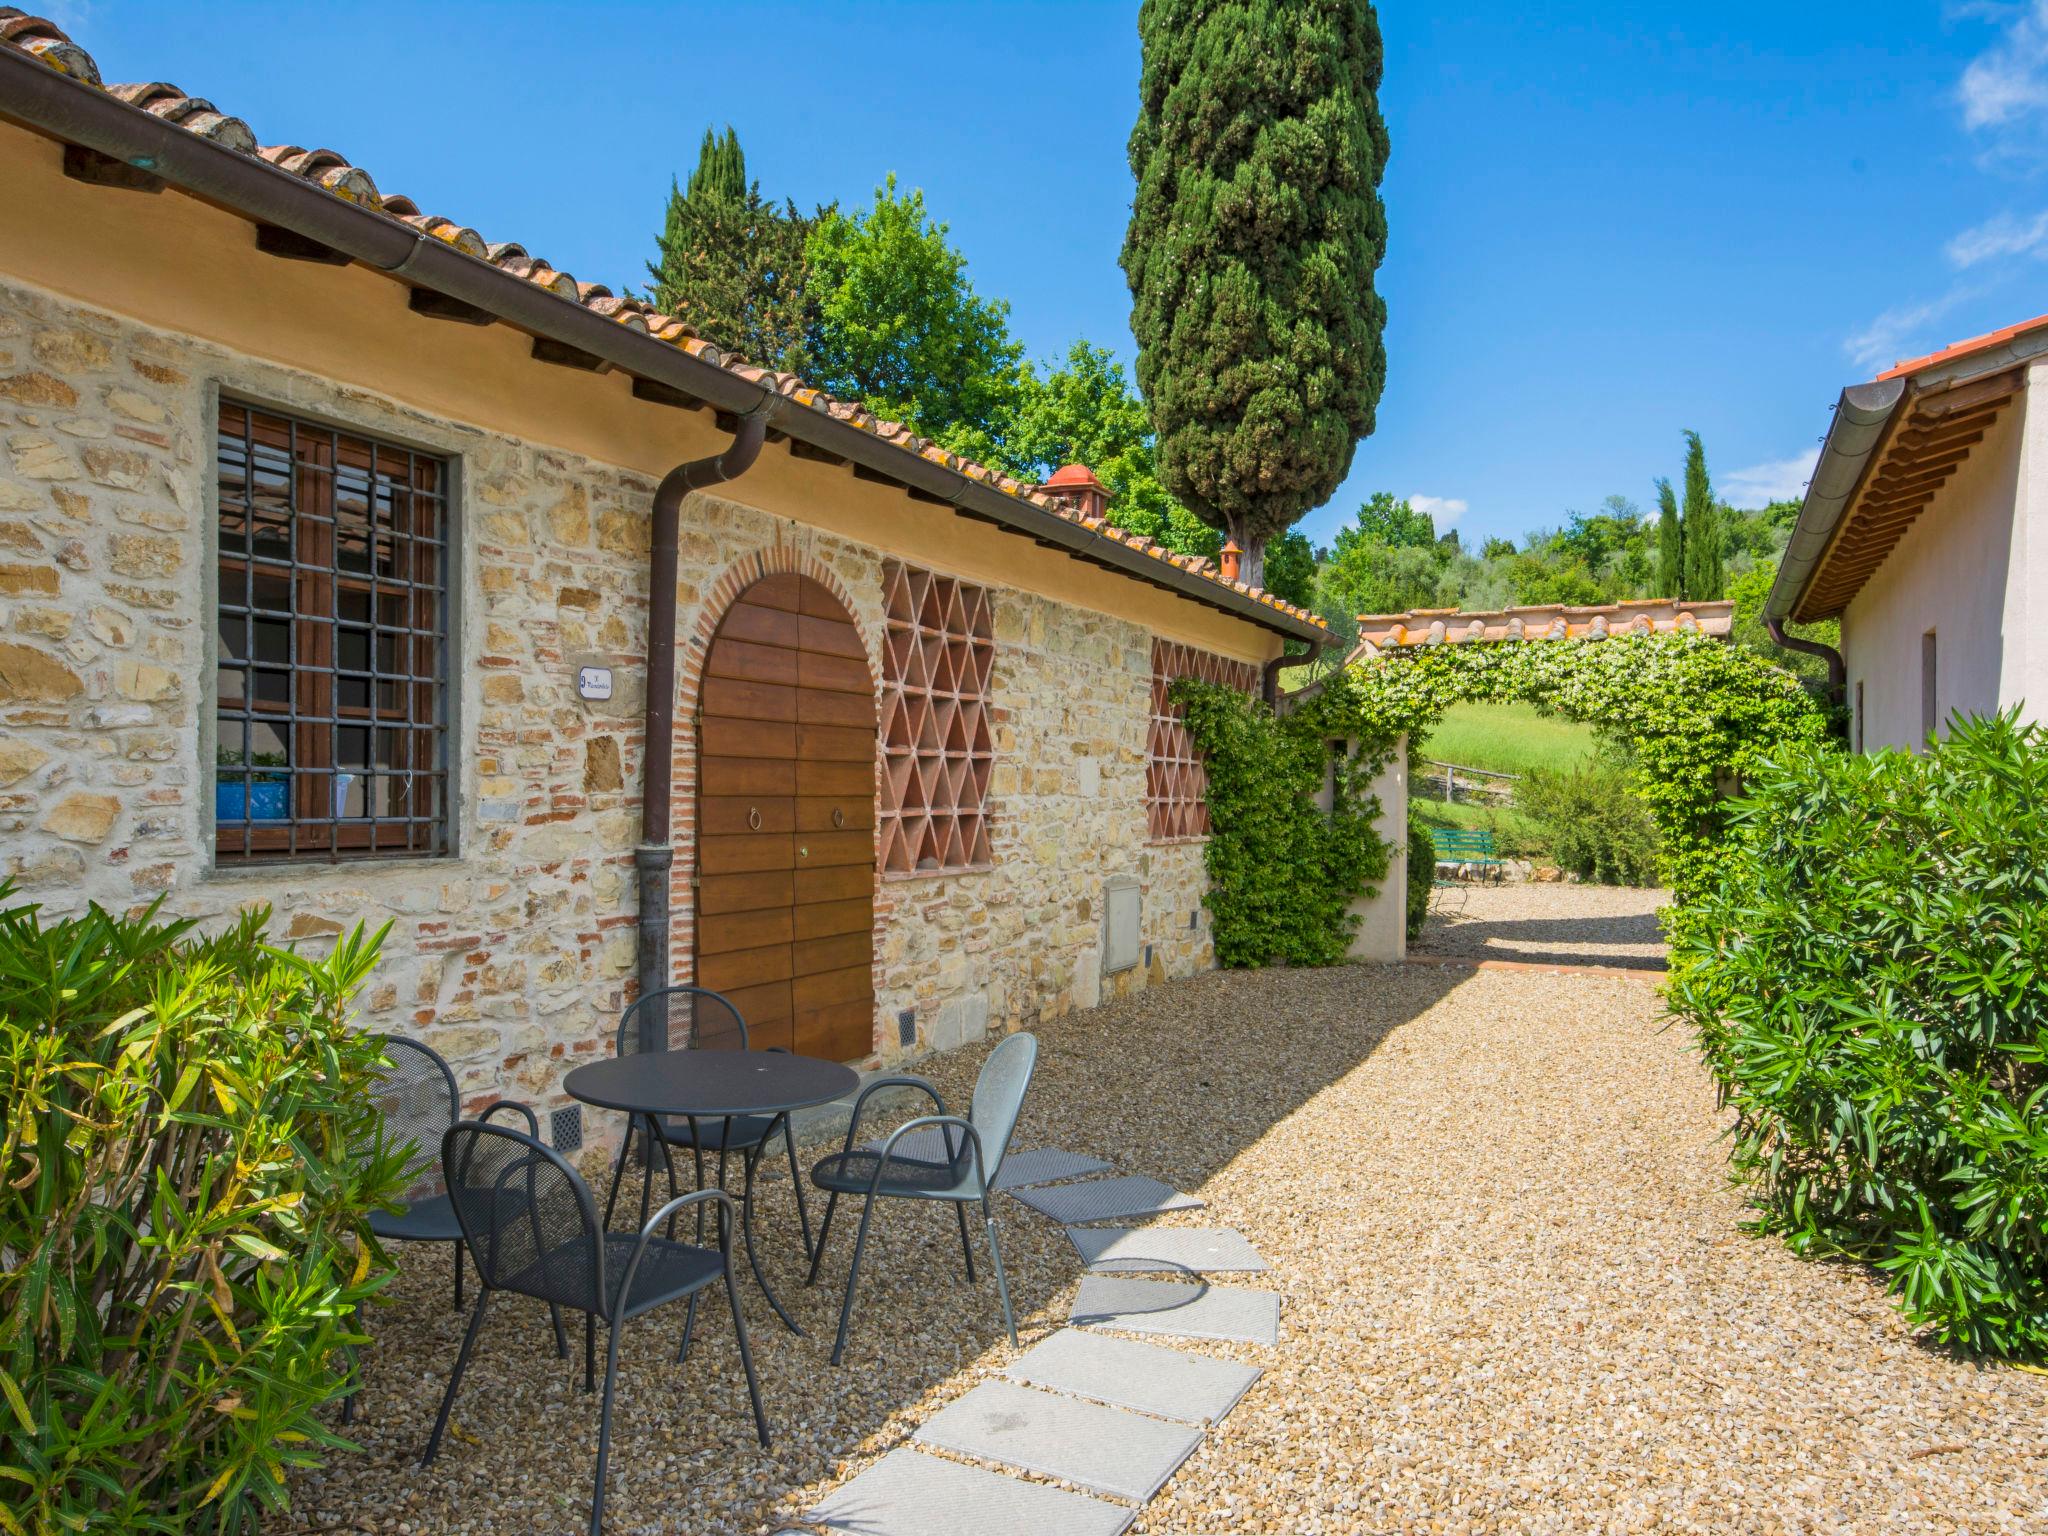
[{"x1": 296, "y1": 960, "x2": 2048, "y2": 1534}]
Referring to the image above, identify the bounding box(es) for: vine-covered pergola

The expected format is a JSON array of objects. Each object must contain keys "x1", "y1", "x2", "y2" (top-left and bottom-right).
[{"x1": 1176, "y1": 600, "x2": 1835, "y2": 968}]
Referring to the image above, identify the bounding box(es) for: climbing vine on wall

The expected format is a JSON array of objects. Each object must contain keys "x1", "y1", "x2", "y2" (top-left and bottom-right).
[
  {"x1": 1172, "y1": 669, "x2": 1389, "y2": 968},
  {"x1": 1343, "y1": 633, "x2": 1834, "y2": 903},
  {"x1": 1177, "y1": 633, "x2": 1832, "y2": 969}
]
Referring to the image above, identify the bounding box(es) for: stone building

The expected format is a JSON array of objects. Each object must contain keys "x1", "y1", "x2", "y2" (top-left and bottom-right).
[{"x1": 0, "y1": 14, "x2": 1328, "y2": 1126}]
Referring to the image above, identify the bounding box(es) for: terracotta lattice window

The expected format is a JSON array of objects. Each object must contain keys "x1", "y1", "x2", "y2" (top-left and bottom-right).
[
  {"x1": 213, "y1": 401, "x2": 450, "y2": 863},
  {"x1": 879, "y1": 560, "x2": 994, "y2": 874},
  {"x1": 1147, "y1": 640, "x2": 1258, "y2": 840}
]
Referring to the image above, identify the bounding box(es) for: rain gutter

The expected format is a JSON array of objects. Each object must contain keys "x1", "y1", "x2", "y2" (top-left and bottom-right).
[{"x1": 0, "y1": 48, "x2": 1326, "y2": 645}]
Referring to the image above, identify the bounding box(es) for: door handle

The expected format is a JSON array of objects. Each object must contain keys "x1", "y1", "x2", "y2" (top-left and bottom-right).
[{"x1": 798, "y1": 845, "x2": 809, "y2": 859}]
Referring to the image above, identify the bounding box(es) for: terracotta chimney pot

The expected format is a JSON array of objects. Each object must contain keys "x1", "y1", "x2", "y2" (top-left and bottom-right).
[
  {"x1": 1219, "y1": 540, "x2": 1242, "y2": 582},
  {"x1": 1039, "y1": 463, "x2": 1112, "y2": 520}
]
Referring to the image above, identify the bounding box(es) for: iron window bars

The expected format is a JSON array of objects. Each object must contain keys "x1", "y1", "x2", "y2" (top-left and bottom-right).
[
  {"x1": 214, "y1": 400, "x2": 450, "y2": 862},
  {"x1": 878, "y1": 560, "x2": 995, "y2": 874},
  {"x1": 1147, "y1": 639, "x2": 1257, "y2": 841}
]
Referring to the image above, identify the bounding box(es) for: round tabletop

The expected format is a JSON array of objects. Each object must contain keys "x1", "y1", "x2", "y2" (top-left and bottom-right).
[{"x1": 564, "y1": 1050, "x2": 859, "y2": 1120}]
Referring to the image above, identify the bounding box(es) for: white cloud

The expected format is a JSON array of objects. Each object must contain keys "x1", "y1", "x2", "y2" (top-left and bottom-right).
[
  {"x1": 1722, "y1": 452, "x2": 1820, "y2": 509},
  {"x1": 1408, "y1": 494, "x2": 1467, "y2": 528},
  {"x1": 1947, "y1": 207, "x2": 2048, "y2": 265},
  {"x1": 1959, "y1": 1, "x2": 2048, "y2": 130},
  {"x1": 1843, "y1": 285, "x2": 1982, "y2": 372}
]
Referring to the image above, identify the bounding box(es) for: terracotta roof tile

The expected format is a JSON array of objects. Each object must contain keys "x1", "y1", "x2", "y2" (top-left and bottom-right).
[
  {"x1": 1876, "y1": 311, "x2": 2048, "y2": 382},
  {"x1": 0, "y1": 6, "x2": 1327, "y2": 633},
  {"x1": 1348, "y1": 598, "x2": 1733, "y2": 658}
]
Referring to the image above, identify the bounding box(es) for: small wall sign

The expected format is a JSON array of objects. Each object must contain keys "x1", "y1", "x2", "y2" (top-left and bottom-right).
[{"x1": 576, "y1": 666, "x2": 613, "y2": 701}]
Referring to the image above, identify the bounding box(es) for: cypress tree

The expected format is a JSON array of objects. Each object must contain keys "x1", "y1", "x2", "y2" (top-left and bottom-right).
[
  {"x1": 1680, "y1": 430, "x2": 1722, "y2": 600},
  {"x1": 1122, "y1": 0, "x2": 1390, "y2": 588},
  {"x1": 645, "y1": 126, "x2": 816, "y2": 373},
  {"x1": 1655, "y1": 476, "x2": 1684, "y2": 598}
]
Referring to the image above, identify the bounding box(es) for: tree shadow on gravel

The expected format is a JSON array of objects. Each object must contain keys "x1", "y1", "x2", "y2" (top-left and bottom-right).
[
  {"x1": 1416, "y1": 908, "x2": 1669, "y2": 971},
  {"x1": 306, "y1": 961, "x2": 1466, "y2": 1536}
]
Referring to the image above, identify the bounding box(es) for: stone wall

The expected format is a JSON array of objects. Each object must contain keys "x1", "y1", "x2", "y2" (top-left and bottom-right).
[{"x1": 0, "y1": 275, "x2": 1218, "y2": 1127}]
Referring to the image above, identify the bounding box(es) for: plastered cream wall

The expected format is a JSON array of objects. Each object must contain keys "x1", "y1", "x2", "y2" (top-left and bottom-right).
[
  {"x1": 0, "y1": 128, "x2": 1280, "y2": 1122},
  {"x1": 1840, "y1": 380, "x2": 2038, "y2": 752}
]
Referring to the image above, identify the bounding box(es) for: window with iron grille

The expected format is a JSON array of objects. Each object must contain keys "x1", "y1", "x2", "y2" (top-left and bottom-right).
[
  {"x1": 1147, "y1": 640, "x2": 1258, "y2": 841},
  {"x1": 213, "y1": 401, "x2": 451, "y2": 863},
  {"x1": 878, "y1": 560, "x2": 994, "y2": 874}
]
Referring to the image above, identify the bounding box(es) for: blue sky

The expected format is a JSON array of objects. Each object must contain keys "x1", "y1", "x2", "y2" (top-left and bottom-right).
[{"x1": 45, "y1": 2, "x2": 2048, "y2": 550}]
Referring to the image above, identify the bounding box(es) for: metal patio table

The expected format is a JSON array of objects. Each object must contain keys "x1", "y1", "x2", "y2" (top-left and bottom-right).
[{"x1": 564, "y1": 1049, "x2": 858, "y2": 1336}]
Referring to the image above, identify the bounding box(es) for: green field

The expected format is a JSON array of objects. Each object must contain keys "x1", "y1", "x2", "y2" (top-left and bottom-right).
[{"x1": 1415, "y1": 700, "x2": 1597, "y2": 777}]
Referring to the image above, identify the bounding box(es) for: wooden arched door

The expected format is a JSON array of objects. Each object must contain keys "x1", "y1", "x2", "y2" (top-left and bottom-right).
[{"x1": 693, "y1": 571, "x2": 876, "y2": 1059}]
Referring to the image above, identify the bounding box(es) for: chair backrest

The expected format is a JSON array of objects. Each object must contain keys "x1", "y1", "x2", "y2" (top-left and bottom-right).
[
  {"x1": 968, "y1": 1031, "x2": 1038, "y2": 1186},
  {"x1": 1430, "y1": 827, "x2": 1496, "y2": 860},
  {"x1": 615, "y1": 984, "x2": 748, "y2": 1058},
  {"x1": 441, "y1": 1121, "x2": 605, "y2": 1313},
  {"x1": 371, "y1": 1036, "x2": 459, "y2": 1205}
]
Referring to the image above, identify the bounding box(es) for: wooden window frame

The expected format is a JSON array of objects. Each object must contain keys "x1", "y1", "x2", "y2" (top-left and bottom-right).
[
  {"x1": 212, "y1": 399, "x2": 452, "y2": 865},
  {"x1": 1147, "y1": 640, "x2": 1257, "y2": 842}
]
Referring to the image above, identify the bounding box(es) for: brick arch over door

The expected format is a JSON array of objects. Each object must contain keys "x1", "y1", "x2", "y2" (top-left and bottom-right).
[{"x1": 677, "y1": 553, "x2": 878, "y2": 1059}]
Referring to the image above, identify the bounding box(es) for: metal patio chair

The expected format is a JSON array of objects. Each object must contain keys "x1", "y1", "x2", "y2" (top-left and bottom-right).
[
  {"x1": 599, "y1": 984, "x2": 813, "y2": 1256},
  {"x1": 346, "y1": 1037, "x2": 565, "y2": 1423},
  {"x1": 805, "y1": 1030, "x2": 1038, "y2": 1365},
  {"x1": 423, "y1": 1121, "x2": 769, "y2": 1536}
]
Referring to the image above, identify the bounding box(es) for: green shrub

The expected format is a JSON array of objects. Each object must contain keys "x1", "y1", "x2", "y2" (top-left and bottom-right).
[
  {"x1": 1516, "y1": 763, "x2": 1661, "y2": 885},
  {"x1": 0, "y1": 893, "x2": 404, "y2": 1531},
  {"x1": 1667, "y1": 712, "x2": 2048, "y2": 1359},
  {"x1": 1406, "y1": 823, "x2": 1434, "y2": 941}
]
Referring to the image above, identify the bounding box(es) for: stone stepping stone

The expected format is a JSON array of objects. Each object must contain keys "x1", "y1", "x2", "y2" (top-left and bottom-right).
[
  {"x1": 808, "y1": 1446, "x2": 1132, "y2": 1536},
  {"x1": 857, "y1": 1135, "x2": 1110, "y2": 1190},
  {"x1": 1010, "y1": 1175, "x2": 1202, "y2": 1225},
  {"x1": 1005, "y1": 1328, "x2": 1262, "y2": 1425},
  {"x1": 1065, "y1": 1225, "x2": 1269, "y2": 1274},
  {"x1": 914, "y1": 1380, "x2": 1203, "y2": 1505},
  {"x1": 1071, "y1": 1275, "x2": 1281, "y2": 1346}
]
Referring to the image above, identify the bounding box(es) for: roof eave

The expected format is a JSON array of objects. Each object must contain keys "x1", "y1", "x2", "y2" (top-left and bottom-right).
[
  {"x1": 0, "y1": 47, "x2": 1327, "y2": 646},
  {"x1": 1764, "y1": 378, "x2": 1906, "y2": 625}
]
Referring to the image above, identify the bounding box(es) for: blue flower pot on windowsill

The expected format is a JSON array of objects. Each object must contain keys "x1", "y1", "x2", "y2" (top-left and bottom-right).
[{"x1": 216, "y1": 777, "x2": 289, "y2": 822}]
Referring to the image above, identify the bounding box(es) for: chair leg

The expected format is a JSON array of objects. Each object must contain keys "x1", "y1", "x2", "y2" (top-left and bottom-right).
[
  {"x1": 830, "y1": 1190, "x2": 882, "y2": 1367},
  {"x1": 657, "y1": 1134, "x2": 680, "y2": 1240},
  {"x1": 340, "y1": 1301, "x2": 363, "y2": 1425},
  {"x1": 983, "y1": 1199, "x2": 1017, "y2": 1348},
  {"x1": 676, "y1": 1291, "x2": 700, "y2": 1365},
  {"x1": 602, "y1": 1118, "x2": 632, "y2": 1230},
  {"x1": 589, "y1": 1317, "x2": 626, "y2": 1536},
  {"x1": 954, "y1": 1202, "x2": 977, "y2": 1284},
  {"x1": 806, "y1": 1191, "x2": 839, "y2": 1286},
  {"x1": 421, "y1": 1288, "x2": 492, "y2": 1467},
  {"x1": 584, "y1": 1309, "x2": 596, "y2": 1394},
  {"x1": 549, "y1": 1303, "x2": 568, "y2": 1361},
  {"x1": 781, "y1": 1113, "x2": 816, "y2": 1262},
  {"x1": 452, "y1": 1240, "x2": 464, "y2": 1312},
  {"x1": 689, "y1": 1117, "x2": 707, "y2": 1244},
  {"x1": 722, "y1": 1262, "x2": 771, "y2": 1446}
]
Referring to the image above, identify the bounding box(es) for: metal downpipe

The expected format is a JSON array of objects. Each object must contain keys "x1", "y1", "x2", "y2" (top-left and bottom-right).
[
  {"x1": 634, "y1": 408, "x2": 774, "y2": 1040},
  {"x1": 1764, "y1": 615, "x2": 1846, "y2": 700}
]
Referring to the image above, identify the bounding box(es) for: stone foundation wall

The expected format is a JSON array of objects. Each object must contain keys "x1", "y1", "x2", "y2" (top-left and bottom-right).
[{"x1": 0, "y1": 275, "x2": 1218, "y2": 1125}]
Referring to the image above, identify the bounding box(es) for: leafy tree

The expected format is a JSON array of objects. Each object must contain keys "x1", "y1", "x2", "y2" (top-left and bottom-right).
[
  {"x1": 1350, "y1": 490, "x2": 1438, "y2": 549},
  {"x1": 1508, "y1": 553, "x2": 1604, "y2": 606},
  {"x1": 644, "y1": 126, "x2": 817, "y2": 373},
  {"x1": 1321, "y1": 538, "x2": 1446, "y2": 618},
  {"x1": 1655, "y1": 476, "x2": 1684, "y2": 596},
  {"x1": 1727, "y1": 561, "x2": 1838, "y2": 688},
  {"x1": 1122, "y1": 0, "x2": 1391, "y2": 586},
  {"x1": 1680, "y1": 429, "x2": 1724, "y2": 599},
  {"x1": 961, "y1": 340, "x2": 1218, "y2": 556},
  {"x1": 806, "y1": 175, "x2": 1023, "y2": 447},
  {"x1": 1480, "y1": 535, "x2": 1517, "y2": 562},
  {"x1": 1263, "y1": 529, "x2": 1318, "y2": 609}
]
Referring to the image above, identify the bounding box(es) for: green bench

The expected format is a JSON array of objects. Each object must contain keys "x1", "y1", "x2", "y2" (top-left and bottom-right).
[{"x1": 1428, "y1": 826, "x2": 1504, "y2": 883}]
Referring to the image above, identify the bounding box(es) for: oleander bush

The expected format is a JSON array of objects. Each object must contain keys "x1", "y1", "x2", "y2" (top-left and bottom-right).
[
  {"x1": 1668, "y1": 712, "x2": 2048, "y2": 1359},
  {"x1": 0, "y1": 892, "x2": 404, "y2": 1532},
  {"x1": 1517, "y1": 763, "x2": 1661, "y2": 886},
  {"x1": 1406, "y1": 823, "x2": 1434, "y2": 941}
]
